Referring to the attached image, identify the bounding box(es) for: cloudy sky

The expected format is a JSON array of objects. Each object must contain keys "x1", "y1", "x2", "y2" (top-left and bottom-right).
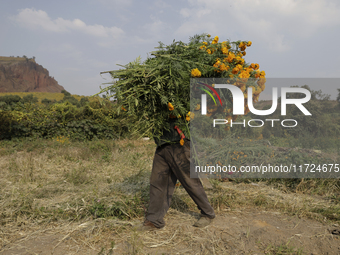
[{"x1": 1, "y1": 0, "x2": 340, "y2": 98}]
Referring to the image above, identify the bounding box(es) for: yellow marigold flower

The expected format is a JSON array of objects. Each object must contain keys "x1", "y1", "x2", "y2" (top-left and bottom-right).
[
  {"x1": 211, "y1": 36, "x2": 219, "y2": 44},
  {"x1": 242, "y1": 51, "x2": 246, "y2": 56},
  {"x1": 199, "y1": 45, "x2": 206, "y2": 50},
  {"x1": 260, "y1": 70, "x2": 266, "y2": 77},
  {"x1": 219, "y1": 63, "x2": 229, "y2": 72},
  {"x1": 236, "y1": 56, "x2": 242, "y2": 62},
  {"x1": 168, "y1": 102, "x2": 174, "y2": 111},
  {"x1": 254, "y1": 86, "x2": 262, "y2": 95},
  {"x1": 232, "y1": 67, "x2": 240, "y2": 74},
  {"x1": 186, "y1": 112, "x2": 191, "y2": 121},
  {"x1": 239, "y1": 42, "x2": 246, "y2": 51},
  {"x1": 213, "y1": 61, "x2": 220, "y2": 68},
  {"x1": 203, "y1": 42, "x2": 208, "y2": 45},
  {"x1": 221, "y1": 47, "x2": 228, "y2": 54},
  {"x1": 245, "y1": 67, "x2": 252, "y2": 73},
  {"x1": 239, "y1": 71, "x2": 250, "y2": 79},
  {"x1": 226, "y1": 52, "x2": 235, "y2": 63},
  {"x1": 254, "y1": 63, "x2": 260, "y2": 70},
  {"x1": 247, "y1": 41, "x2": 252, "y2": 47},
  {"x1": 257, "y1": 77, "x2": 266, "y2": 87},
  {"x1": 206, "y1": 49, "x2": 212, "y2": 54},
  {"x1": 191, "y1": 68, "x2": 202, "y2": 77},
  {"x1": 180, "y1": 139, "x2": 184, "y2": 146}
]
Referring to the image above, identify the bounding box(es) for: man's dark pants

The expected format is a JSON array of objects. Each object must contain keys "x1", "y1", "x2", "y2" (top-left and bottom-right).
[{"x1": 146, "y1": 140, "x2": 215, "y2": 228}]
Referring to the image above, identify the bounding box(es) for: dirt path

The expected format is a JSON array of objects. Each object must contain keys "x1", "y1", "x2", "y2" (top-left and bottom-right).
[
  {"x1": 2, "y1": 180, "x2": 340, "y2": 255},
  {"x1": 1, "y1": 209, "x2": 339, "y2": 255}
]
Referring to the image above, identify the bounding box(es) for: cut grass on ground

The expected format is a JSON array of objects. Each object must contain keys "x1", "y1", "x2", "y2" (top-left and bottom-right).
[{"x1": 0, "y1": 138, "x2": 339, "y2": 254}]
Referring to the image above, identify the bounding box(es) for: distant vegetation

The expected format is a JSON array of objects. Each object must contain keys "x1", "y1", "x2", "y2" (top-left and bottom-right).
[
  {"x1": 0, "y1": 55, "x2": 36, "y2": 64},
  {"x1": 0, "y1": 86, "x2": 339, "y2": 151},
  {"x1": 0, "y1": 90, "x2": 134, "y2": 140}
]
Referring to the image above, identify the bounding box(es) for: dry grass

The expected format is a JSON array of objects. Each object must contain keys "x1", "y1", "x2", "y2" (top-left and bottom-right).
[
  {"x1": 0, "y1": 138, "x2": 339, "y2": 254},
  {"x1": 0, "y1": 56, "x2": 28, "y2": 64},
  {"x1": 0, "y1": 92, "x2": 96, "y2": 101}
]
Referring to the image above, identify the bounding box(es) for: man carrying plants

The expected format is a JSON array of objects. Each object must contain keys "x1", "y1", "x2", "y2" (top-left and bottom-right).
[
  {"x1": 99, "y1": 33, "x2": 265, "y2": 230},
  {"x1": 142, "y1": 106, "x2": 215, "y2": 230}
]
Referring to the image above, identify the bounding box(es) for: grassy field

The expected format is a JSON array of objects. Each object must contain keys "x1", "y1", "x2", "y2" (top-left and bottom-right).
[
  {"x1": 0, "y1": 138, "x2": 339, "y2": 254},
  {"x1": 0, "y1": 92, "x2": 94, "y2": 102},
  {"x1": 0, "y1": 56, "x2": 30, "y2": 64}
]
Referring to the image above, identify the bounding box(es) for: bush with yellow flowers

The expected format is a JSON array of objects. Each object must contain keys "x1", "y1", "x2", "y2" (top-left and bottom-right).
[{"x1": 98, "y1": 34, "x2": 266, "y2": 142}]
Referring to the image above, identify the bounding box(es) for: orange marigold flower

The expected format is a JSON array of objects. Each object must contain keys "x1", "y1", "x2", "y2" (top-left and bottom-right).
[
  {"x1": 168, "y1": 102, "x2": 174, "y2": 111},
  {"x1": 226, "y1": 52, "x2": 235, "y2": 63},
  {"x1": 239, "y1": 71, "x2": 250, "y2": 79},
  {"x1": 254, "y1": 63, "x2": 260, "y2": 70},
  {"x1": 180, "y1": 139, "x2": 184, "y2": 146},
  {"x1": 239, "y1": 42, "x2": 246, "y2": 51},
  {"x1": 219, "y1": 63, "x2": 229, "y2": 72},
  {"x1": 232, "y1": 67, "x2": 240, "y2": 74},
  {"x1": 221, "y1": 47, "x2": 228, "y2": 54},
  {"x1": 191, "y1": 68, "x2": 202, "y2": 77},
  {"x1": 247, "y1": 41, "x2": 252, "y2": 47}
]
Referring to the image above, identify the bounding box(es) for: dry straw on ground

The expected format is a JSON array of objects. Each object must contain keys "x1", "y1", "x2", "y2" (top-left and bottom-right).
[{"x1": 0, "y1": 138, "x2": 339, "y2": 254}]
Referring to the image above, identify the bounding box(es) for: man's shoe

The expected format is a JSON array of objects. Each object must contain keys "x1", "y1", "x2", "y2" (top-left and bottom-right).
[
  {"x1": 193, "y1": 216, "x2": 213, "y2": 228},
  {"x1": 138, "y1": 220, "x2": 162, "y2": 231}
]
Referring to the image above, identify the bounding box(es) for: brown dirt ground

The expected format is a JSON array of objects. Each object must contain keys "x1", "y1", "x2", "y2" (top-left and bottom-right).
[
  {"x1": 1, "y1": 182, "x2": 340, "y2": 255},
  {"x1": 1, "y1": 209, "x2": 339, "y2": 255}
]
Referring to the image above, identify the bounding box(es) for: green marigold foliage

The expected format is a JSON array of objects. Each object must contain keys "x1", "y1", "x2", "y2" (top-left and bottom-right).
[{"x1": 98, "y1": 34, "x2": 265, "y2": 140}]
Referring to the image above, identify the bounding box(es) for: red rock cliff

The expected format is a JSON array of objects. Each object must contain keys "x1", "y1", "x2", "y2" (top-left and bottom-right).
[{"x1": 0, "y1": 57, "x2": 65, "y2": 93}]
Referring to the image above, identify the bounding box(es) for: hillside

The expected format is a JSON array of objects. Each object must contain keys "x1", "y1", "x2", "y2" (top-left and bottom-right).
[{"x1": 0, "y1": 56, "x2": 64, "y2": 93}]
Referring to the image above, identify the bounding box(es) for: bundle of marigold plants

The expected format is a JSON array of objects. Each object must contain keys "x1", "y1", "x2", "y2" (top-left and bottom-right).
[{"x1": 98, "y1": 34, "x2": 266, "y2": 142}]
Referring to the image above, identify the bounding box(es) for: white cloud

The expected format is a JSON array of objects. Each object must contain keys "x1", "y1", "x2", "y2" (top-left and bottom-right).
[
  {"x1": 12, "y1": 8, "x2": 125, "y2": 38},
  {"x1": 176, "y1": 0, "x2": 340, "y2": 52}
]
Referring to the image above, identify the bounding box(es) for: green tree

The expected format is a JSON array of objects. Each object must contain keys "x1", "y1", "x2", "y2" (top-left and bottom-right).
[{"x1": 21, "y1": 94, "x2": 38, "y2": 104}]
